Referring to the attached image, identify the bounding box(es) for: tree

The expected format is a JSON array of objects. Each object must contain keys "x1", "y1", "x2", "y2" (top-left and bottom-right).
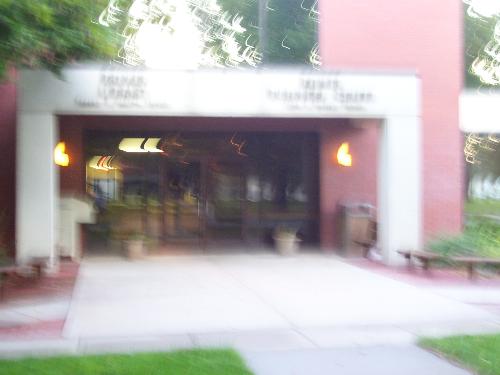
[
  {"x1": 265, "y1": 0, "x2": 318, "y2": 65},
  {"x1": 0, "y1": 0, "x2": 120, "y2": 80},
  {"x1": 218, "y1": 0, "x2": 318, "y2": 65},
  {"x1": 0, "y1": 0, "x2": 319, "y2": 81},
  {"x1": 464, "y1": 8, "x2": 497, "y2": 88}
]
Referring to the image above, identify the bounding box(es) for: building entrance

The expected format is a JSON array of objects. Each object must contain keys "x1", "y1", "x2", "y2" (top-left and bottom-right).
[{"x1": 84, "y1": 131, "x2": 319, "y2": 252}]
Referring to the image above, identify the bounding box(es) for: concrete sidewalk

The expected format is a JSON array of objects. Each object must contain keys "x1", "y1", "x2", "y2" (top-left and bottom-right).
[
  {"x1": 63, "y1": 254, "x2": 500, "y2": 341},
  {"x1": 0, "y1": 254, "x2": 498, "y2": 375},
  {"x1": 0, "y1": 298, "x2": 70, "y2": 329},
  {"x1": 242, "y1": 346, "x2": 472, "y2": 375}
]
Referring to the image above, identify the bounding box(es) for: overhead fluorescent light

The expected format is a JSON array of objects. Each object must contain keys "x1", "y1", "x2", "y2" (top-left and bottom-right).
[
  {"x1": 118, "y1": 138, "x2": 162, "y2": 153},
  {"x1": 88, "y1": 155, "x2": 117, "y2": 171}
]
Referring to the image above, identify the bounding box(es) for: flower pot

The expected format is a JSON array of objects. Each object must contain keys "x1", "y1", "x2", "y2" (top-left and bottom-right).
[
  {"x1": 274, "y1": 235, "x2": 300, "y2": 255},
  {"x1": 124, "y1": 239, "x2": 144, "y2": 260}
]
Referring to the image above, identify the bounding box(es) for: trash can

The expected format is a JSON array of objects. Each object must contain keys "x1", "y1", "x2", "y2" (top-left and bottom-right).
[{"x1": 338, "y1": 203, "x2": 376, "y2": 257}]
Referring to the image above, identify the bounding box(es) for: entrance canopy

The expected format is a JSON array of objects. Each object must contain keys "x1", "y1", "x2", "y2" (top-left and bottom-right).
[
  {"x1": 460, "y1": 90, "x2": 500, "y2": 133},
  {"x1": 17, "y1": 66, "x2": 421, "y2": 266},
  {"x1": 20, "y1": 67, "x2": 419, "y2": 118}
]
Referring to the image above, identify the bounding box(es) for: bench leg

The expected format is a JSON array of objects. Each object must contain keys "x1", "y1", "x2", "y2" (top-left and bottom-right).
[
  {"x1": 467, "y1": 264, "x2": 475, "y2": 280},
  {"x1": 403, "y1": 255, "x2": 413, "y2": 270},
  {"x1": 422, "y1": 259, "x2": 430, "y2": 272}
]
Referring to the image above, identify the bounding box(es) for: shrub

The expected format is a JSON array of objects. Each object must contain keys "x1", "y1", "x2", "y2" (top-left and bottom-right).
[{"x1": 428, "y1": 218, "x2": 500, "y2": 258}]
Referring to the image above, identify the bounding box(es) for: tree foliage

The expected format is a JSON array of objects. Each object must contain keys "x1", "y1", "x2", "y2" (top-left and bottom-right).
[
  {"x1": 0, "y1": 0, "x2": 120, "y2": 80},
  {"x1": 0, "y1": 0, "x2": 317, "y2": 80},
  {"x1": 218, "y1": 0, "x2": 317, "y2": 65},
  {"x1": 464, "y1": 9, "x2": 497, "y2": 87},
  {"x1": 1, "y1": 1, "x2": 493, "y2": 82},
  {"x1": 266, "y1": 0, "x2": 318, "y2": 65}
]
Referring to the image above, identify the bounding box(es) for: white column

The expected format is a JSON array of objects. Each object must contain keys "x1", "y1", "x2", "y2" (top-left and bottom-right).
[
  {"x1": 16, "y1": 113, "x2": 58, "y2": 268},
  {"x1": 378, "y1": 116, "x2": 422, "y2": 265}
]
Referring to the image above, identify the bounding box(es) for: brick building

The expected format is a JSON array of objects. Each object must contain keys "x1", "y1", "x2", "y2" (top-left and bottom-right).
[{"x1": 0, "y1": 1, "x2": 463, "y2": 266}]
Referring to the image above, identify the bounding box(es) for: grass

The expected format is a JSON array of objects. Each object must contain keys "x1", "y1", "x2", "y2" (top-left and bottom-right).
[
  {"x1": 0, "y1": 349, "x2": 254, "y2": 375},
  {"x1": 465, "y1": 199, "x2": 500, "y2": 216},
  {"x1": 421, "y1": 334, "x2": 500, "y2": 375},
  {"x1": 427, "y1": 217, "x2": 500, "y2": 258}
]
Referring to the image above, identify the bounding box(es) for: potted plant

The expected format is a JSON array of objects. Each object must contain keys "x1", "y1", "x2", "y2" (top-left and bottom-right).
[
  {"x1": 273, "y1": 226, "x2": 301, "y2": 255},
  {"x1": 123, "y1": 230, "x2": 146, "y2": 260}
]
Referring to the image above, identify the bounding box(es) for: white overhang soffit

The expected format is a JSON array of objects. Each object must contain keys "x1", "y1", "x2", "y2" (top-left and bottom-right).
[
  {"x1": 19, "y1": 67, "x2": 420, "y2": 119},
  {"x1": 460, "y1": 90, "x2": 500, "y2": 133}
]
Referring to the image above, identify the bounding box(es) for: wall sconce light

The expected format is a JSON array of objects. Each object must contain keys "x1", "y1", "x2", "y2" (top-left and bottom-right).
[
  {"x1": 54, "y1": 142, "x2": 70, "y2": 167},
  {"x1": 336, "y1": 142, "x2": 352, "y2": 167}
]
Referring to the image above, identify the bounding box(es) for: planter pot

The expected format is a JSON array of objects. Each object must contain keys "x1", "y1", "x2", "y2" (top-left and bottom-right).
[
  {"x1": 274, "y1": 235, "x2": 300, "y2": 255},
  {"x1": 124, "y1": 240, "x2": 145, "y2": 260}
]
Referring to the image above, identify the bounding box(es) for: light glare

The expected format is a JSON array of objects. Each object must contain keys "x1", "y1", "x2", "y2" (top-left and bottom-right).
[
  {"x1": 336, "y1": 143, "x2": 353, "y2": 167},
  {"x1": 54, "y1": 142, "x2": 70, "y2": 167}
]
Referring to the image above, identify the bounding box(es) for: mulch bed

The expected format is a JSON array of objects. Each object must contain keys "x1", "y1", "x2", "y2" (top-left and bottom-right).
[
  {"x1": 0, "y1": 261, "x2": 79, "y2": 340},
  {"x1": 1, "y1": 261, "x2": 79, "y2": 303}
]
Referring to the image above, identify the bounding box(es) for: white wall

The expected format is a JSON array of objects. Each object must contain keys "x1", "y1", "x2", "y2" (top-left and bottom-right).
[
  {"x1": 378, "y1": 116, "x2": 422, "y2": 265},
  {"x1": 16, "y1": 114, "x2": 58, "y2": 267}
]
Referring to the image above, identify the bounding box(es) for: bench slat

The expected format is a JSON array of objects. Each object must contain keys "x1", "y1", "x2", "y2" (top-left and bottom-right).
[{"x1": 452, "y1": 257, "x2": 500, "y2": 264}]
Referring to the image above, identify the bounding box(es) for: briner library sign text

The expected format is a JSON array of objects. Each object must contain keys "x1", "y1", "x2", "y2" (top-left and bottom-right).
[{"x1": 71, "y1": 69, "x2": 381, "y2": 116}]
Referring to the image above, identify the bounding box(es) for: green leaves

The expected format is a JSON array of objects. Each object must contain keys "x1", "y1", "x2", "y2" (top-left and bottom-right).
[
  {"x1": 0, "y1": 0, "x2": 120, "y2": 81},
  {"x1": 428, "y1": 218, "x2": 500, "y2": 258},
  {"x1": 266, "y1": 0, "x2": 317, "y2": 65},
  {"x1": 217, "y1": 0, "x2": 318, "y2": 65},
  {"x1": 0, "y1": 0, "x2": 319, "y2": 80},
  {"x1": 464, "y1": 4, "x2": 498, "y2": 88}
]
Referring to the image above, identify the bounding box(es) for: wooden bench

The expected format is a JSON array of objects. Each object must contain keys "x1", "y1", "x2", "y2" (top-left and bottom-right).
[
  {"x1": 451, "y1": 256, "x2": 500, "y2": 280},
  {"x1": 397, "y1": 250, "x2": 445, "y2": 271}
]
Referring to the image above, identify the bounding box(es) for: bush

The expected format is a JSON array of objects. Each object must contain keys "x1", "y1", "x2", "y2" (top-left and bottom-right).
[
  {"x1": 428, "y1": 218, "x2": 500, "y2": 258},
  {"x1": 428, "y1": 233, "x2": 476, "y2": 257}
]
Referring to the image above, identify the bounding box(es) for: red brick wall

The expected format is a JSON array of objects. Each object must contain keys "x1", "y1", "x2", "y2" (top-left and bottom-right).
[
  {"x1": 59, "y1": 118, "x2": 85, "y2": 195},
  {"x1": 319, "y1": 119, "x2": 379, "y2": 248},
  {"x1": 0, "y1": 75, "x2": 17, "y2": 253},
  {"x1": 320, "y1": 0, "x2": 464, "y2": 239}
]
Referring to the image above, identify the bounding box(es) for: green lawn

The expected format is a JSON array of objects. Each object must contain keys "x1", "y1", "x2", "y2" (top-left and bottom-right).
[
  {"x1": 0, "y1": 349, "x2": 254, "y2": 375},
  {"x1": 421, "y1": 334, "x2": 500, "y2": 375},
  {"x1": 465, "y1": 200, "x2": 500, "y2": 217}
]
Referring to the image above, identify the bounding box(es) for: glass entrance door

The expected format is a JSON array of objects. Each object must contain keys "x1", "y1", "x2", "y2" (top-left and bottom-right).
[
  {"x1": 162, "y1": 160, "x2": 202, "y2": 244},
  {"x1": 84, "y1": 130, "x2": 319, "y2": 253},
  {"x1": 205, "y1": 161, "x2": 245, "y2": 245}
]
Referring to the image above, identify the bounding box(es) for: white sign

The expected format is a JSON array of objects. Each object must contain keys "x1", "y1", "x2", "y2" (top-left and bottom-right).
[{"x1": 20, "y1": 66, "x2": 420, "y2": 118}]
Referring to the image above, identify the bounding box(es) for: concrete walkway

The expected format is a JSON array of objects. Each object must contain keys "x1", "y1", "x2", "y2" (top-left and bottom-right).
[
  {"x1": 62, "y1": 254, "x2": 500, "y2": 342},
  {"x1": 242, "y1": 346, "x2": 472, "y2": 375},
  {"x1": 1, "y1": 254, "x2": 499, "y2": 374},
  {"x1": 0, "y1": 298, "x2": 69, "y2": 329}
]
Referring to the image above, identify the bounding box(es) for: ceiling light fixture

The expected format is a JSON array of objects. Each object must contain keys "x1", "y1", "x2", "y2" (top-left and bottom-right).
[{"x1": 118, "y1": 138, "x2": 163, "y2": 153}]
